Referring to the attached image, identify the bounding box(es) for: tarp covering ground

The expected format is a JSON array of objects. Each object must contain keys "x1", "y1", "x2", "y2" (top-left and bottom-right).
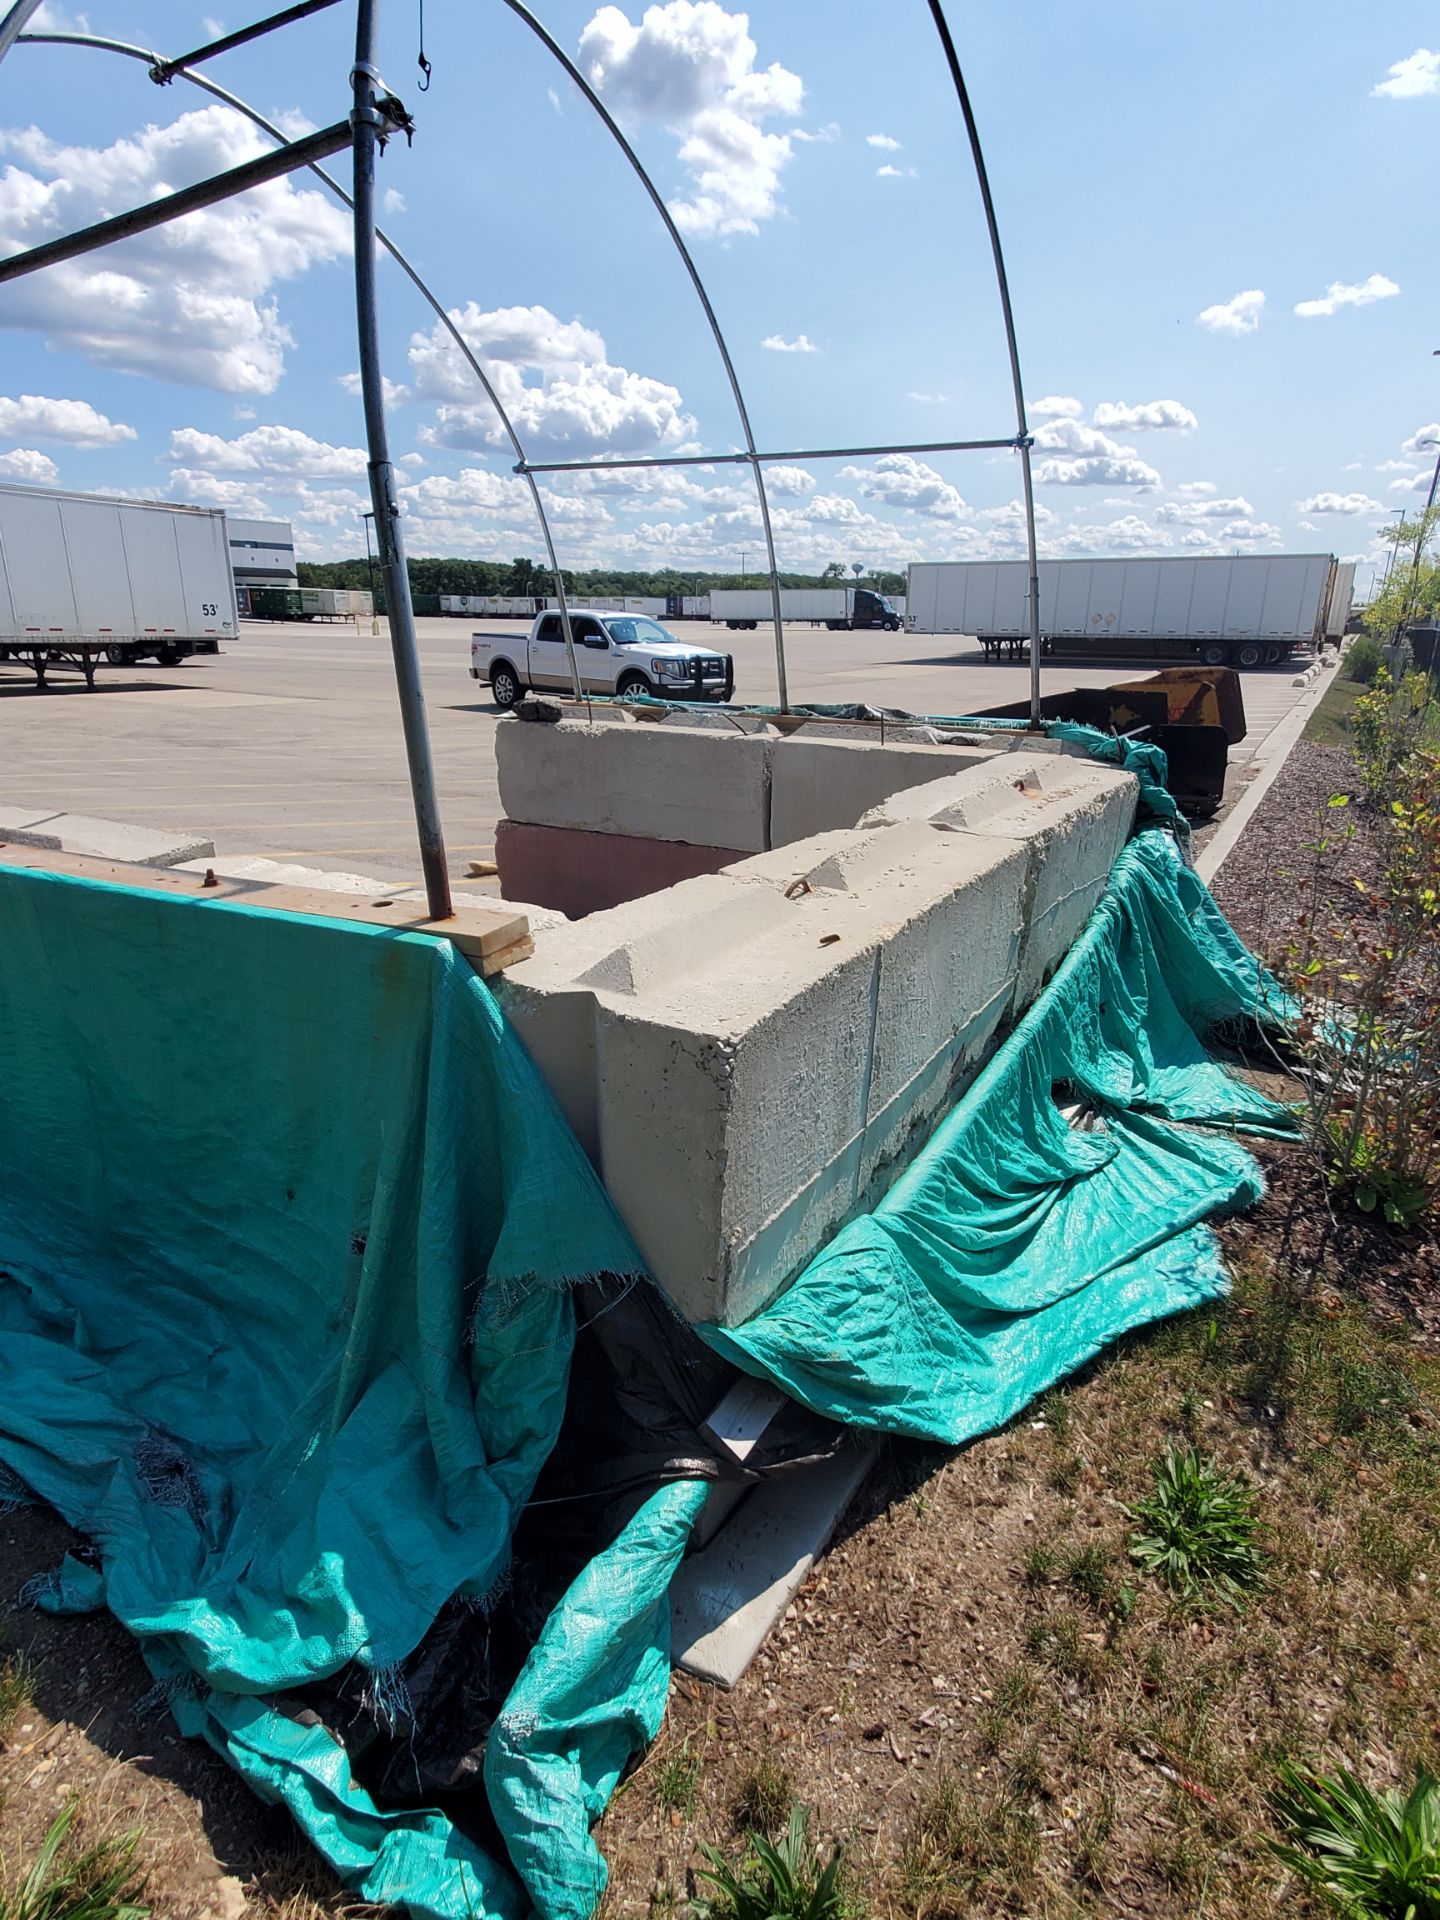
[
  {"x1": 0, "y1": 866, "x2": 701, "y2": 1920},
  {"x1": 0, "y1": 827, "x2": 1294, "y2": 1919},
  {"x1": 703, "y1": 833, "x2": 1297, "y2": 1440}
]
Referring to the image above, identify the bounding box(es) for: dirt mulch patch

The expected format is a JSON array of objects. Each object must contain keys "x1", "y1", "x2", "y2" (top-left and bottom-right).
[{"x1": 1206, "y1": 738, "x2": 1380, "y2": 958}]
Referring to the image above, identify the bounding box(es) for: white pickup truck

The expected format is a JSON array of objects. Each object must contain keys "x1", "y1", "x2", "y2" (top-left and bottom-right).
[{"x1": 470, "y1": 609, "x2": 735, "y2": 708}]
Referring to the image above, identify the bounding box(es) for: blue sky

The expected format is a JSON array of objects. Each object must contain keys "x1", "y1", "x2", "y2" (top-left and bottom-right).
[{"x1": 0, "y1": 0, "x2": 1436, "y2": 590}]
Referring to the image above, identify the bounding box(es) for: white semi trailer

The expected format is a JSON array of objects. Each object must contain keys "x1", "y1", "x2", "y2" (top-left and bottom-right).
[
  {"x1": 906, "y1": 555, "x2": 1351, "y2": 668},
  {"x1": 0, "y1": 482, "x2": 234, "y2": 686},
  {"x1": 710, "y1": 586, "x2": 901, "y2": 630}
]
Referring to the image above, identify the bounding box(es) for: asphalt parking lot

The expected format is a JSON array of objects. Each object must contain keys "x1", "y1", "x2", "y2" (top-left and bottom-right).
[{"x1": 0, "y1": 617, "x2": 1318, "y2": 887}]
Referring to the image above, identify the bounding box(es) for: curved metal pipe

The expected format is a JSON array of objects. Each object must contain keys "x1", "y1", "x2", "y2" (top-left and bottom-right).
[
  {"x1": 925, "y1": 0, "x2": 1043, "y2": 726},
  {"x1": 495, "y1": 0, "x2": 791, "y2": 708},
  {"x1": 0, "y1": 0, "x2": 46, "y2": 64},
  {"x1": 16, "y1": 28, "x2": 586, "y2": 701}
]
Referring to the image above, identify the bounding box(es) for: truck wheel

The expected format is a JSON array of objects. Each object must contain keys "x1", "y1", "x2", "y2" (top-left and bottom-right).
[
  {"x1": 1264, "y1": 645, "x2": 1283, "y2": 665},
  {"x1": 1200, "y1": 643, "x2": 1228, "y2": 667},
  {"x1": 1234, "y1": 642, "x2": 1262, "y2": 668},
  {"x1": 104, "y1": 646, "x2": 129, "y2": 664},
  {"x1": 490, "y1": 662, "x2": 522, "y2": 709},
  {"x1": 156, "y1": 645, "x2": 181, "y2": 666},
  {"x1": 616, "y1": 671, "x2": 652, "y2": 700}
]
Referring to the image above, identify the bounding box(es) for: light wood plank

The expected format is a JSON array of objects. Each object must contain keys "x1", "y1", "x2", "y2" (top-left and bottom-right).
[{"x1": 0, "y1": 846, "x2": 532, "y2": 975}]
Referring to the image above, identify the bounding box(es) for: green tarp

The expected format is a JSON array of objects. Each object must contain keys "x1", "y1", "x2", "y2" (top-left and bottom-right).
[
  {"x1": 702, "y1": 835, "x2": 1296, "y2": 1442},
  {"x1": 0, "y1": 828, "x2": 1295, "y2": 1920},
  {"x1": 0, "y1": 866, "x2": 696, "y2": 1920}
]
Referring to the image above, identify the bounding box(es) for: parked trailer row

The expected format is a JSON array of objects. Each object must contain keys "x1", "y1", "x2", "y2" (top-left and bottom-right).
[
  {"x1": 709, "y1": 586, "x2": 902, "y2": 630},
  {"x1": 0, "y1": 482, "x2": 233, "y2": 686},
  {"x1": 243, "y1": 586, "x2": 374, "y2": 621},
  {"x1": 905, "y1": 555, "x2": 1354, "y2": 668}
]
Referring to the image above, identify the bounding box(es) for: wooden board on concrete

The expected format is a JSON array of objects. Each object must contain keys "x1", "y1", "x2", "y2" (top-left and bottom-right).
[{"x1": 0, "y1": 845, "x2": 532, "y2": 976}]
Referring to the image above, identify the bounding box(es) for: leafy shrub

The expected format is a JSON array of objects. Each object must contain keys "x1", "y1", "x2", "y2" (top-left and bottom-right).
[
  {"x1": 1344, "y1": 636, "x2": 1385, "y2": 685},
  {"x1": 1282, "y1": 766, "x2": 1440, "y2": 1229},
  {"x1": 1126, "y1": 1446, "x2": 1264, "y2": 1606},
  {"x1": 696, "y1": 1805, "x2": 849, "y2": 1920},
  {"x1": 1270, "y1": 1761, "x2": 1440, "y2": 1917},
  {"x1": 1351, "y1": 667, "x2": 1434, "y2": 804}
]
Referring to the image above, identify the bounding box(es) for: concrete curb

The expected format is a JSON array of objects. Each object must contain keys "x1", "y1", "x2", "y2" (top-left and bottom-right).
[
  {"x1": 0, "y1": 808, "x2": 213, "y2": 868},
  {"x1": 1194, "y1": 660, "x2": 1339, "y2": 886}
]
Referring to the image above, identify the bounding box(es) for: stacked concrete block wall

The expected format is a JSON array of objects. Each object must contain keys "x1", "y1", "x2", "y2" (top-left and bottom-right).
[
  {"x1": 498, "y1": 751, "x2": 1138, "y2": 1327},
  {"x1": 494, "y1": 712, "x2": 999, "y2": 916}
]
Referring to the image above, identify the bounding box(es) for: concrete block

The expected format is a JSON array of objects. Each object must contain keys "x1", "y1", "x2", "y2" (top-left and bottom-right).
[
  {"x1": 494, "y1": 817, "x2": 746, "y2": 917},
  {"x1": 498, "y1": 871, "x2": 763, "y2": 1158},
  {"x1": 767, "y1": 735, "x2": 994, "y2": 847},
  {"x1": 0, "y1": 810, "x2": 213, "y2": 867},
  {"x1": 860, "y1": 756, "x2": 1137, "y2": 1001},
  {"x1": 500, "y1": 741, "x2": 1136, "y2": 1329},
  {"x1": 671, "y1": 1441, "x2": 878, "y2": 1689},
  {"x1": 508, "y1": 825, "x2": 1030, "y2": 1326},
  {"x1": 496, "y1": 716, "x2": 774, "y2": 852}
]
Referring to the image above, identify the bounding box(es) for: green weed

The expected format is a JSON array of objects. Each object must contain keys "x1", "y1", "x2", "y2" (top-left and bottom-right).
[
  {"x1": 696, "y1": 1804, "x2": 849, "y2": 1920},
  {"x1": 1127, "y1": 1446, "x2": 1265, "y2": 1607},
  {"x1": 0, "y1": 1802, "x2": 149, "y2": 1920},
  {"x1": 733, "y1": 1752, "x2": 796, "y2": 1836},
  {"x1": 655, "y1": 1737, "x2": 701, "y2": 1819},
  {"x1": 1270, "y1": 1760, "x2": 1440, "y2": 1917}
]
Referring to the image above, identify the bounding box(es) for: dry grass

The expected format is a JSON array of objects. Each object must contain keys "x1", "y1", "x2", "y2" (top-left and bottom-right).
[{"x1": 599, "y1": 1239, "x2": 1440, "y2": 1918}]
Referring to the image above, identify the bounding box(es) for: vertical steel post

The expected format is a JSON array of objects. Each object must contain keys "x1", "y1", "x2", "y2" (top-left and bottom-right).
[{"x1": 351, "y1": 0, "x2": 451, "y2": 918}]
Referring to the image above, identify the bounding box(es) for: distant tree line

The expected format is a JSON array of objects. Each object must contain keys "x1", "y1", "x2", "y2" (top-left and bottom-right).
[{"x1": 296, "y1": 554, "x2": 907, "y2": 600}]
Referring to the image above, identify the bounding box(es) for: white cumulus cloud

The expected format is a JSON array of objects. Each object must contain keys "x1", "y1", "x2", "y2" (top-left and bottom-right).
[
  {"x1": 764, "y1": 464, "x2": 815, "y2": 496},
  {"x1": 0, "y1": 447, "x2": 59, "y2": 484},
  {"x1": 1400, "y1": 422, "x2": 1440, "y2": 456},
  {"x1": 1029, "y1": 396, "x2": 1083, "y2": 419},
  {"x1": 1372, "y1": 48, "x2": 1440, "y2": 98},
  {"x1": 1173, "y1": 480, "x2": 1217, "y2": 497},
  {"x1": 579, "y1": 0, "x2": 805, "y2": 236},
  {"x1": 761, "y1": 332, "x2": 817, "y2": 353},
  {"x1": 1295, "y1": 491, "x2": 1385, "y2": 514},
  {"x1": 1051, "y1": 514, "x2": 1172, "y2": 556},
  {"x1": 1092, "y1": 399, "x2": 1198, "y2": 432},
  {"x1": 1294, "y1": 273, "x2": 1399, "y2": 318},
  {"x1": 0, "y1": 107, "x2": 350, "y2": 393},
  {"x1": 1197, "y1": 289, "x2": 1265, "y2": 336},
  {"x1": 0, "y1": 393, "x2": 135, "y2": 445},
  {"x1": 839, "y1": 453, "x2": 968, "y2": 520},
  {"x1": 1156, "y1": 496, "x2": 1255, "y2": 523},
  {"x1": 408, "y1": 301, "x2": 697, "y2": 460},
  {"x1": 866, "y1": 133, "x2": 901, "y2": 150},
  {"x1": 876, "y1": 163, "x2": 918, "y2": 179},
  {"x1": 166, "y1": 424, "x2": 367, "y2": 477},
  {"x1": 1032, "y1": 417, "x2": 1161, "y2": 489}
]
